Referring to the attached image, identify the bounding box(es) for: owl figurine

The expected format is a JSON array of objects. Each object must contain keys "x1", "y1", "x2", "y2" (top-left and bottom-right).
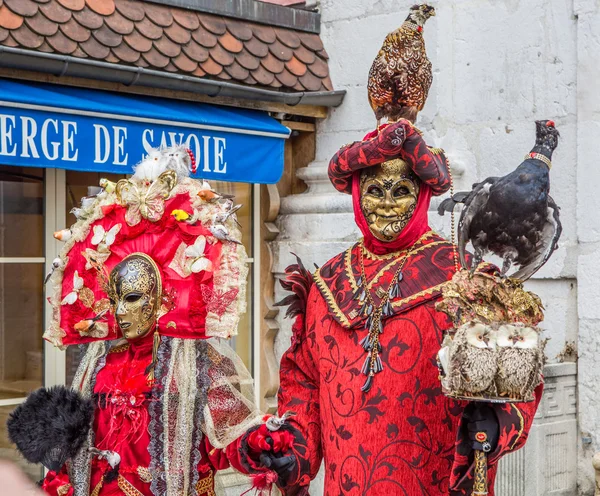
[
  {"x1": 448, "y1": 322, "x2": 498, "y2": 397},
  {"x1": 496, "y1": 324, "x2": 545, "y2": 400}
]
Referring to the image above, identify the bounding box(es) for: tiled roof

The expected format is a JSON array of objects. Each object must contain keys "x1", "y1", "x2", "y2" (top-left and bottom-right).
[{"x1": 0, "y1": 0, "x2": 333, "y2": 92}]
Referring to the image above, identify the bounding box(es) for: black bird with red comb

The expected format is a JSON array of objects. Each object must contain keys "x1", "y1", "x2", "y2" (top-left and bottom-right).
[{"x1": 439, "y1": 119, "x2": 562, "y2": 281}]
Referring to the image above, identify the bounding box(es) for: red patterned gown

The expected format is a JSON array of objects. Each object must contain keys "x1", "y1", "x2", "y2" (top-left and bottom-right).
[{"x1": 276, "y1": 121, "x2": 541, "y2": 495}]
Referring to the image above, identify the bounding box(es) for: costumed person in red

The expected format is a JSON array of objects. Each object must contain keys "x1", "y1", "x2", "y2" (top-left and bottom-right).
[
  {"x1": 7, "y1": 146, "x2": 304, "y2": 496},
  {"x1": 274, "y1": 120, "x2": 543, "y2": 495}
]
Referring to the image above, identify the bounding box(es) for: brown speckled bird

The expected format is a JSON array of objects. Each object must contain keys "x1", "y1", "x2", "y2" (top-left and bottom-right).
[
  {"x1": 448, "y1": 322, "x2": 498, "y2": 397},
  {"x1": 495, "y1": 324, "x2": 545, "y2": 400},
  {"x1": 368, "y1": 4, "x2": 435, "y2": 126}
]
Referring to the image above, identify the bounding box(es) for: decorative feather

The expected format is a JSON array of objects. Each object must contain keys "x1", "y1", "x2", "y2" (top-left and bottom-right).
[
  {"x1": 7, "y1": 386, "x2": 94, "y2": 472},
  {"x1": 275, "y1": 253, "x2": 315, "y2": 319}
]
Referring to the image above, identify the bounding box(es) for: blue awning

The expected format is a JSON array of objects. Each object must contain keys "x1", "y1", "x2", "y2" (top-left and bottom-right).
[{"x1": 0, "y1": 79, "x2": 290, "y2": 184}]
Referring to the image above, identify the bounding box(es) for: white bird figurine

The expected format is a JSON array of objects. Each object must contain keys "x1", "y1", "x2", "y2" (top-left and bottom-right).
[
  {"x1": 54, "y1": 229, "x2": 72, "y2": 242},
  {"x1": 266, "y1": 411, "x2": 296, "y2": 432},
  {"x1": 209, "y1": 225, "x2": 241, "y2": 244},
  {"x1": 44, "y1": 257, "x2": 64, "y2": 284},
  {"x1": 89, "y1": 447, "x2": 121, "y2": 469}
]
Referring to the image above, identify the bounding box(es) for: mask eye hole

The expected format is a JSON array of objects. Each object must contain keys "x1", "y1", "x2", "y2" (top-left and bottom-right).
[
  {"x1": 393, "y1": 186, "x2": 410, "y2": 198},
  {"x1": 366, "y1": 185, "x2": 384, "y2": 198},
  {"x1": 125, "y1": 293, "x2": 143, "y2": 303}
]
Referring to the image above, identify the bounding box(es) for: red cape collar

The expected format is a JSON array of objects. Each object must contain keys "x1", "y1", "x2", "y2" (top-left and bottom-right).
[{"x1": 314, "y1": 232, "x2": 461, "y2": 329}]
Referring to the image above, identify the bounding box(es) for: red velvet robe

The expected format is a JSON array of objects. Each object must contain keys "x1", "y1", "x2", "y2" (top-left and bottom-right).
[
  {"x1": 277, "y1": 234, "x2": 541, "y2": 496},
  {"x1": 43, "y1": 333, "x2": 248, "y2": 496}
]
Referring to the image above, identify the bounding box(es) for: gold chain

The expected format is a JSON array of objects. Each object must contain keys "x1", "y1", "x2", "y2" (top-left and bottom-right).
[{"x1": 447, "y1": 161, "x2": 460, "y2": 273}]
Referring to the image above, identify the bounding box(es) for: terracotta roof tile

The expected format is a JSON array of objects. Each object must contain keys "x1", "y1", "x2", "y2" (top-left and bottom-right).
[
  {"x1": 244, "y1": 36, "x2": 267, "y2": 58},
  {"x1": 164, "y1": 21, "x2": 190, "y2": 45},
  {"x1": 299, "y1": 32, "x2": 323, "y2": 51},
  {"x1": 144, "y1": 3, "x2": 171, "y2": 28},
  {"x1": 192, "y1": 65, "x2": 205, "y2": 77},
  {"x1": 299, "y1": 70, "x2": 322, "y2": 91},
  {"x1": 269, "y1": 38, "x2": 293, "y2": 61},
  {"x1": 25, "y1": 11, "x2": 58, "y2": 35},
  {"x1": 252, "y1": 65, "x2": 275, "y2": 86},
  {"x1": 85, "y1": 0, "x2": 114, "y2": 17},
  {"x1": 57, "y1": 0, "x2": 84, "y2": 11},
  {"x1": 223, "y1": 59, "x2": 249, "y2": 80},
  {"x1": 192, "y1": 25, "x2": 216, "y2": 48},
  {"x1": 123, "y1": 27, "x2": 151, "y2": 52},
  {"x1": 3, "y1": 33, "x2": 19, "y2": 46},
  {"x1": 4, "y1": 0, "x2": 39, "y2": 18},
  {"x1": 285, "y1": 56, "x2": 306, "y2": 77},
  {"x1": 153, "y1": 33, "x2": 180, "y2": 58},
  {"x1": 198, "y1": 14, "x2": 225, "y2": 35},
  {"x1": 46, "y1": 28, "x2": 77, "y2": 53},
  {"x1": 225, "y1": 19, "x2": 252, "y2": 41},
  {"x1": 307, "y1": 55, "x2": 328, "y2": 78},
  {"x1": 40, "y1": 2, "x2": 72, "y2": 23},
  {"x1": 141, "y1": 46, "x2": 168, "y2": 68},
  {"x1": 111, "y1": 39, "x2": 139, "y2": 62},
  {"x1": 0, "y1": 0, "x2": 333, "y2": 93},
  {"x1": 171, "y1": 9, "x2": 198, "y2": 31},
  {"x1": 199, "y1": 57, "x2": 221, "y2": 76},
  {"x1": 60, "y1": 13, "x2": 90, "y2": 41},
  {"x1": 0, "y1": 4, "x2": 24, "y2": 29},
  {"x1": 92, "y1": 22, "x2": 122, "y2": 47},
  {"x1": 181, "y1": 39, "x2": 208, "y2": 63},
  {"x1": 252, "y1": 24, "x2": 275, "y2": 44},
  {"x1": 12, "y1": 23, "x2": 44, "y2": 47},
  {"x1": 135, "y1": 16, "x2": 161, "y2": 40},
  {"x1": 209, "y1": 42, "x2": 234, "y2": 66},
  {"x1": 275, "y1": 27, "x2": 300, "y2": 48},
  {"x1": 260, "y1": 51, "x2": 284, "y2": 74},
  {"x1": 294, "y1": 44, "x2": 314, "y2": 64},
  {"x1": 172, "y1": 50, "x2": 196, "y2": 72},
  {"x1": 114, "y1": 0, "x2": 143, "y2": 22},
  {"x1": 79, "y1": 33, "x2": 109, "y2": 57},
  {"x1": 218, "y1": 30, "x2": 242, "y2": 54},
  {"x1": 73, "y1": 6, "x2": 102, "y2": 29},
  {"x1": 105, "y1": 10, "x2": 134, "y2": 35},
  {"x1": 236, "y1": 48, "x2": 260, "y2": 70}
]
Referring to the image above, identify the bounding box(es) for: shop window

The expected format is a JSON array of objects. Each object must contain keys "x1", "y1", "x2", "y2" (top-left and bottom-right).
[{"x1": 0, "y1": 166, "x2": 44, "y2": 480}]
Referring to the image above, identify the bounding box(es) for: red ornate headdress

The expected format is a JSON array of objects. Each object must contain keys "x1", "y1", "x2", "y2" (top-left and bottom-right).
[{"x1": 45, "y1": 145, "x2": 248, "y2": 349}]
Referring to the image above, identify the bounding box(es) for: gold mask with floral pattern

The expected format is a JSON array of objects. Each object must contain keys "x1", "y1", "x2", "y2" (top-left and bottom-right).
[
  {"x1": 360, "y1": 159, "x2": 420, "y2": 242},
  {"x1": 108, "y1": 253, "x2": 162, "y2": 341}
]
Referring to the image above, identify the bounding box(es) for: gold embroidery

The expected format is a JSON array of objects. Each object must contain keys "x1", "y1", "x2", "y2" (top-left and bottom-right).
[
  {"x1": 360, "y1": 230, "x2": 437, "y2": 260},
  {"x1": 313, "y1": 271, "x2": 352, "y2": 327},
  {"x1": 510, "y1": 405, "x2": 525, "y2": 450},
  {"x1": 90, "y1": 478, "x2": 103, "y2": 496},
  {"x1": 196, "y1": 472, "x2": 216, "y2": 496},
  {"x1": 57, "y1": 484, "x2": 72, "y2": 496},
  {"x1": 109, "y1": 342, "x2": 130, "y2": 354},
  {"x1": 137, "y1": 467, "x2": 153, "y2": 483},
  {"x1": 118, "y1": 474, "x2": 144, "y2": 496}
]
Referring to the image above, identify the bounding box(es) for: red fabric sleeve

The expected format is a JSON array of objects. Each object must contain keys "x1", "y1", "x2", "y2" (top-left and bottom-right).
[
  {"x1": 276, "y1": 286, "x2": 322, "y2": 495},
  {"x1": 449, "y1": 383, "x2": 543, "y2": 493},
  {"x1": 328, "y1": 120, "x2": 451, "y2": 196},
  {"x1": 42, "y1": 469, "x2": 73, "y2": 496}
]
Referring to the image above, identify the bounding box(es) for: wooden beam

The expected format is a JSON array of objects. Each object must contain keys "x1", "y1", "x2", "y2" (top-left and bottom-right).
[
  {"x1": 281, "y1": 120, "x2": 316, "y2": 132},
  {"x1": 0, "y1": 68, "x2": 330, "y2": 119}
]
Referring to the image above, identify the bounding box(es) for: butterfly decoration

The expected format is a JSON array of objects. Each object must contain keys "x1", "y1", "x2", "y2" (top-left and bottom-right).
[
  {"x1": 91, "y1": 224, "x2": 121, "y2": 253},
  {"x1": 61, "y1": 271, "x2": 95, "y2": 308},
  {"x1": 184, "y1": 236, "x2": 213, "y2": 274},
  {"x1": 116, "y1": 170, "x2": 177, "y2": 226},
  {"x1": 201, "y1": 285, "x2": 239, "y2": 318}
]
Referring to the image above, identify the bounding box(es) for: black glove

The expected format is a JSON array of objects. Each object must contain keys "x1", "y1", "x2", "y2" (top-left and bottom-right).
[
  {"x1": 259, "y1": 451, "x2": 297, "y2": 487},
  {"x1": 463, "y1": 403, "x2": 499, "y2": 453}
]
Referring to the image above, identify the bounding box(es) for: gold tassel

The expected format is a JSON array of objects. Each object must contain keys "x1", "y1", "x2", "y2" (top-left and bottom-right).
[{"x1": 145, "y1": 327, "x2": 161, "y2": 382}]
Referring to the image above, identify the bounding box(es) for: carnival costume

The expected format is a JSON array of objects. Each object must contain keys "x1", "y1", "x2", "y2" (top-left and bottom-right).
[
  {"x1": 10, "y1": 147, "x2": 302, "y2": 496},
  {"x1": 275, "y1": 121, "x2": 542, "y2": 495}
]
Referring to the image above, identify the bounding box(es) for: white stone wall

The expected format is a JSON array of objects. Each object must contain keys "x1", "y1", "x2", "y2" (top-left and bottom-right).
[{"x1": 273, "y1": 0, "x2": 600, "y2": 494}]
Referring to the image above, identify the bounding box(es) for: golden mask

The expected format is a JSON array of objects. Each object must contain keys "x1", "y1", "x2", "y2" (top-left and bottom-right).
[
  {"x1": 108, "y1": 253, "x2": 162, "y2": 341},
  {"x1": 360, "y1": 159, "x2": 420, "y2": 242}
]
